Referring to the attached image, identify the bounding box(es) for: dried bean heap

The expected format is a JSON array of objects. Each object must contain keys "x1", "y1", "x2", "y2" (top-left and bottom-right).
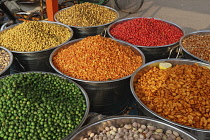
[
  {"x1": 82, "y1": 122, "x2": 183, "y2": 140},
  {"x1": 53, "y1": 35, "x2": 143, "y2": 81},
  {"x1": 110, "y1": 18, "x2": 183, "y2": 46},
  {"x1": 134, "y1": 64, "x2": 210, "y2": 130},
  {"x1": 0, "y1": 21, "x2": 71, "y2": 52},
  {"x1": 56, "y1": 2, "x2": 118, "y2": 27},
  {"x1": 0, "y1": 48, "x2": 10, "y2": 73},
  {"x1": 182, "y1": 34, "x2": 210, "y2": 62}
]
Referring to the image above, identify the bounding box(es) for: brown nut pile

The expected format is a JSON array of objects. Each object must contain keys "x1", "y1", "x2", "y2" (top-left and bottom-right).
[
  {"x1": 134, "y1": 64, "x2": 210, "y2": 130},
  {"x1": 0, "y1": 21, "x2": 71, "y2": 52},
  {"x1": 182, "y1": 34, "x2": 210, "y2": 62},
  {"x1": 53, "y1": 35, "x2": 143, "y2": 81},
  {"x1": 0, "y1": 48, "x2": 10, "y2": 73},
  {"x1": 55, "y1": 2, "x2": 118, "y2": 27}
]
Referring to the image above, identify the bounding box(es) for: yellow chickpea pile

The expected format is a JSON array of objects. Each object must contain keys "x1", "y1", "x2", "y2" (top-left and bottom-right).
[{"x1": 134, "y1": 64, "x2": 210, "y2": 130}]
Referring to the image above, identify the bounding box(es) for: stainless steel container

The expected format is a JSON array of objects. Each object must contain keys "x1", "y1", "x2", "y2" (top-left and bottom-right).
[
  {"x1": 50, "y1": 38, "x2": 145, "y2": 115},
  {"x1": 0, "y1": 71, "x2": 90, "y2": 139},
  {"x1": 0, "y1": 21, "x2": 73, "y2": 72},
  {"x1": 107, "y1": 17, "x2": 184, "y2": 62},
  {"x1": 54, "y1": 6, "x2": 119, "y2": 39},
  {"x1": 130, "y1": 58, "x2": 210, "y2": 140},
  {"x1": 179, "y1": 30, "x2": 210, "y2": 64},
  {"x1": 69, "y1": 115, "x2": 198, "y2": 140},
  {"x1": 0, "y1": 46, "x2": 13, "y2": 76}
]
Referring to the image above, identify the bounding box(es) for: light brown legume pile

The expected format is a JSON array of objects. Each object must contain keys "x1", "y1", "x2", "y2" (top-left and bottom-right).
[
  {"x1": 0, "y1": 21, "x2": 71, "y2": 52},
  {"x1": 55, "y1": 2, "x2": 118, "y2": 27},
  {"x1": 182, "y1": 34, "x2": 210, "y2": 62},
  {"x1": 134, "y1": 64, "x2": 210, "y2": 130},
  {"x1": 0, "y1": 48, "x2": 10, "y2": 72},
  {"x1": 53, "y1": 35, "x2": 143, "y2": 81}
]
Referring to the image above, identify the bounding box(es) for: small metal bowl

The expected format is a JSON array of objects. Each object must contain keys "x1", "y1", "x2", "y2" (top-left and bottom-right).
[
  {"x1": 107, "y1": 17, "x2": 184, "y2": 62},
  {"x1": 130, "y1": 58, "x2": 210, "y2": 140},
  {"x1": 0, "y1": 46, "x2": 13, "y2": 76},
  {"x1": 69, "y1": 115, "x2": 197, "y2": 140},
  {"x1": 179, "y1": 30, "x2": 210, "y2": 64}
]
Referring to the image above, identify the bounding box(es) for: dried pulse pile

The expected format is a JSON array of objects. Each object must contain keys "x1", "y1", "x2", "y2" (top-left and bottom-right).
[
  {"x1": 53, "y1": 35, "x2": 143, "y2": 81},
  {"x1": 0, "y1": 21, "x2": 71, "y2": 52}
]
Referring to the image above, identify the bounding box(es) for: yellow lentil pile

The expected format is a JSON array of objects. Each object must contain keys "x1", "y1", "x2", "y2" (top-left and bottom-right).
[
  {"x1": 53, "y1": 35, "x2": 143, "y2": 81},
  {"x1": 55, "y1": 2, "x2": 118, "y2": 27},
  {"x1": 0, "y1": 21, "x2": 71, "y2": 52},
  {"x1": 134, "y1": 64, "x2": 210, "y2": 130}
]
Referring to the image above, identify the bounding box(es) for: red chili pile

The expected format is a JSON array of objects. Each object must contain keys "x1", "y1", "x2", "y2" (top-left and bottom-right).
[{"x1": 110, "y1": 18, "x2": 184, "y2": 46}]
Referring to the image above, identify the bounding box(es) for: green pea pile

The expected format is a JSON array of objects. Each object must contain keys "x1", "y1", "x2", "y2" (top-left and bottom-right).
[{"x1": 0, "y1": 72, "x2": 87, "y2": 140}]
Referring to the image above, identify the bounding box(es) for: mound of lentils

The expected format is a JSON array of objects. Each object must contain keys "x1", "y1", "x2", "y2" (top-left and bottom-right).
[
  {"x1": 55, "y1": 2, "x2": 118, "y2": 27},
  {"x1": 52, "y1": 35, "x2": 143, "y2": 81},
  {"x1": 182, "y1": 34, "x2": 210, "y2": 62},
  {"x1": 0, "y1": 21, "x2": 71, "y2": 52},
  {"x1": 81, "y1": 122, "x2": 184, "y2": 140},
  {"x1": 0, "y1": 72, "x2": 87, "y2": 140},
  {"x1": 0, "y1": 48, "x2": 10, "y2": 73}
]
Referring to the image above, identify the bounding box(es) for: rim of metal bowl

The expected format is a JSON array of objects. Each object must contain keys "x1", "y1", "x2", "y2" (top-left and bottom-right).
[
  {"x1": 69, "y1": 115, "x2": 198, "y2": 140},
  {"x1": 179, "y1": 30, "x2": 210, "y2": 64},
  {"x1": 54, "y1": 5, "x2": 119, "y2": 28},
  {"x1": 49, "y1": 37, "x2": 145, "y2": 83},
  {"x1": 0, "y1": 46, "x2": 13, "y2": 76},
  {"x1": 0, "y1": 21, "x2": 74, "y2": 54},
  {"x1": 130, "y1": 58, "x2": 210, "y2": 133},
  {"x1": 107, "y1": 17, "x2": 185, "y2": 49},
  {"x1": 0, "y1": 71, "x2": 90, "y2": 138}
]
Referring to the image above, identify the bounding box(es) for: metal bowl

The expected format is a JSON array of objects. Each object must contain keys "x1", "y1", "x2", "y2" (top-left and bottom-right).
[
  {"x1": 107, "y1": 17, "x2": 184, "y2": 62},
  {"x1": 0, "y1": 71, "x2": 90, "y2": 139},
  {"x1": 50, "y1": 38, "x2": 145, "y2": 115},
  {"x1": 0, "y1": 46, "x2": 13, "y2": 76},
  {"x1": 0, "y1": 21, "x2": 73, "y2": 72},
  {"x1": 54, "y1": 5, "x2": 119, "y2": 39},
  {"x1": 69, "y1": 115, "x2": 197, "y2": 140},
  {"x1": 130, "y1": 58, "x2": 210, "y2": 140},
  {"x1": 179, "y1": 30, "x2": 210, "y2": 64}
]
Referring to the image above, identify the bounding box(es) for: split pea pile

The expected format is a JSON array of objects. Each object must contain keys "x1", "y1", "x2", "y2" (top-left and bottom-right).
[
  {"x1": 55, "y1": 2, "x2": 118, "y2": 27},
  {"x1": 0, "y1": 48, "x2": 10, "y2": 73},
  {"x1": 134, "y1": 64, "x2": 210, "y2": 130},
  {"x1": 0, "y1": 21, "x2": 71, "y2": 52},
  {"x1": 53, "y1": 35, "x2": 143, "y2": 81},
  {"x1": 82, "y1": 122, "x2": 183, "y2": 140}
]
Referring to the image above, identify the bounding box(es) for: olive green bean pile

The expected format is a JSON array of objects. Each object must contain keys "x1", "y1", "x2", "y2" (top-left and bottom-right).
[
  {"x1": 0, "y1": 72, "x2": 87, "y2": 140},
  {"x1": 0, "y1": 21, "x2": 71, "y2": 52},
  {"x1": 55, "y1": 2, "x2": 118, "y2": 27}
]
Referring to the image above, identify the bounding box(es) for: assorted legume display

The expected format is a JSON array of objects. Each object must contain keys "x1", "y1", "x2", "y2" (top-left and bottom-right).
[
  {"x1": 0, "y1": 21, "x2": 72, "y2": 52},
  {"x1": 55, "y1": 2, "x2": 118, "y2": 27},
  {"x1": 181, "y1": 34, "x2": 210, "y2": 62},
  {"x1": 110, "y1": 18, "x2": 184, "y2": 46},
  {"x1": 52, "y1": 35, "x2": 143, "y2": 81},
  {"x1": 81, "y1": 122, "x2": 183, "y2": 140},
  {"x1": 0, "y1": 48, "x2": 10, "y2": 73},
  {"x1": 0, "y1": 72, "x2": 87, "y2": 140},
  {"x1": 134, "y1": 63, "x2": 210, "y2": 130}
]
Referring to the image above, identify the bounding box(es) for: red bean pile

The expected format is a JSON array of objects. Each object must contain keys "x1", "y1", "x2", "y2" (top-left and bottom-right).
[{"x1": 110, "y1": 18, "x2": 184, "y2": 46}]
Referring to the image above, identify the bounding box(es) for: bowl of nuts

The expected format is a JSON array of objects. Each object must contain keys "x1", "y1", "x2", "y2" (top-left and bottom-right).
[
  {"x1": 179, "y1": 30, "x2": 210, "y2": 64},
  {"x1": 68, "y1": 115, "x2": 197, "y2": 140},
  {"x1": 54, "y1": 2, "x2": 119, "y2": 39},
  {"x1": 0, "y1": 46, "x2": 13, "y2": 76},
  {"x1": 130, "y1": 58, "x2": 210, "y2": 139}
]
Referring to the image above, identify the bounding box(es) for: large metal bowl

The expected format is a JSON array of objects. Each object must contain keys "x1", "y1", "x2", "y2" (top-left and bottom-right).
[
  {"x1": 130, "y1": 58, "x2": 210, "y2": 140},
  {"x1": 0, "y1": 21, "x2": 73, "y2": 72},
  {"x1": 54, "y1": 5, "x2": 119, "y2": 39},
  {"x1": 50, "y1": 38, "x2": 145, "y2": 115},
  {"x1": 0, "y1": 46, "x2": 13, "y2": 76},
  {"x1": 0, "y1": 71, "x2": 90, "y2": 139},
  {"x1": 107, "y1": 17, "x2": 184, "y2": 62},
  {"x1": 179, "y1": 30, "x2": 210, "y2": 64},
  {"x1": 69, "y1": 115, "x2": 197, "y2": 140}
]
